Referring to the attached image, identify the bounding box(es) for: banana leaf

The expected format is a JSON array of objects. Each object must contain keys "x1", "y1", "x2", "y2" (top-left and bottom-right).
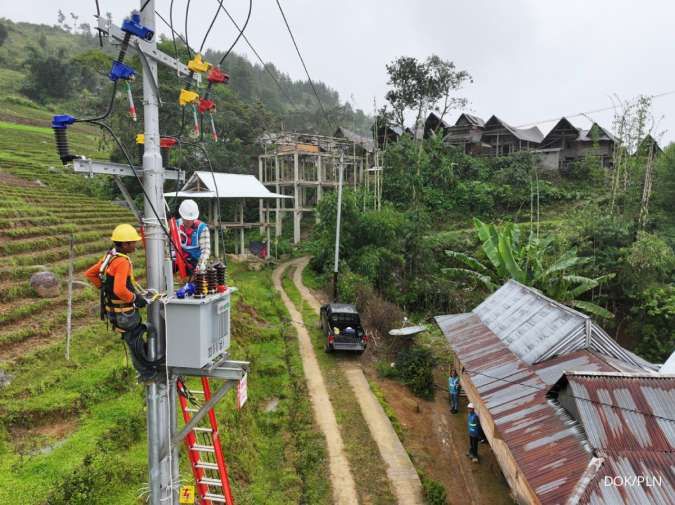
[
  {"x1": 498, "y1": 233, "x2": 526, "y2": 283},
  {"x1": 444, "y1": 250, "x2": 489, "y2": 273},
  {"x1": 569, "y1": 299, "x2": 614, "y2": 319},
  {"x1": 442, "y1": 267, "x2": 497, "y2": 290}
]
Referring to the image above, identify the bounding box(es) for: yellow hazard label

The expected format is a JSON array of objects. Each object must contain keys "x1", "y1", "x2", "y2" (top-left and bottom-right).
[{"x1": 179, "y1": 485, "x2": 195, "y2": 504}]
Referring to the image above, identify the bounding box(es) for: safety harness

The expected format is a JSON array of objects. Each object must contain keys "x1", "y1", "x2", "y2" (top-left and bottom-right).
[{"x1": 98, "y1": 249, "x2": 142, "y2": 332}]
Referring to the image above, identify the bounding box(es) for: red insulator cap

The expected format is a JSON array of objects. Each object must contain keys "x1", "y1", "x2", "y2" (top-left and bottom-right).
[
  {"x1": 198, "y1": 98, "x2": 216, "y2": 114},
  {"x1": 207, "y1": 67, "x2": 229, "y2": 84},
  {"x1": 160, "y1": 137, "x2": 178, "y2": 149}
]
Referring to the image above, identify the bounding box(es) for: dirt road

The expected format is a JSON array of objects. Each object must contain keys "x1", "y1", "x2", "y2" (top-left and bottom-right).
[
  {"x1": 272, "y1": 260, "x2": 359, "y2": 505},
  {"x1": 291, "y1": 257, "x2": 424, "y2": 505}
]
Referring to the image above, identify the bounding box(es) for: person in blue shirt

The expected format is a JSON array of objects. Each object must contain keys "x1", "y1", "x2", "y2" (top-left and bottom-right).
[
  {"x1": 448, "y1": 369, "x2": 460, "y2": 414},
  {"x1": 467, "y1": 403, "x2": 482, "y2": 463}
]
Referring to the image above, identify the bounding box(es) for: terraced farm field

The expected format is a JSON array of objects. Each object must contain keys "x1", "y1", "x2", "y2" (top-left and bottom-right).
[{"x1": 0, "y1": 114, "x2": 328, "y2": 503}]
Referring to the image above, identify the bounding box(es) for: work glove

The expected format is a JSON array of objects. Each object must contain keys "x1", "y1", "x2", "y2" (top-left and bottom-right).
[{"x1": 134, "y1": 295, "x2": 148, "y2": 308}]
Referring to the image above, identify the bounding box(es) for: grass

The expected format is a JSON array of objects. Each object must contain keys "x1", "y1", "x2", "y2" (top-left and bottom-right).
[
  {"x1": 282, "y1": 265, "x2": 397, "y2": 505},
  {"x1": 0, "y1": 262, "x2": 333, "y2": 505}
]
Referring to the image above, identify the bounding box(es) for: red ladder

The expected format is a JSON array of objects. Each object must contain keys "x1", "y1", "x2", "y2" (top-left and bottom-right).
[{"x1": 177, "y1": 377, "x2": 235, "y2": 505}]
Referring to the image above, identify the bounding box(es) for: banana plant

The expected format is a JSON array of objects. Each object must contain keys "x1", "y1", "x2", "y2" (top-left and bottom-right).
[{"x1": 444, "y1": 218, "x2": 614, "y2": 318}]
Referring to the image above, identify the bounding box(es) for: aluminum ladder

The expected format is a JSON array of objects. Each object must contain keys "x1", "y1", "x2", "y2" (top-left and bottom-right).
[{"x1": 178, "y1": 377, "x2": 235, "y2": 505}]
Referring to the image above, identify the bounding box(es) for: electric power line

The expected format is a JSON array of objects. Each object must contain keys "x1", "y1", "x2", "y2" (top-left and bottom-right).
[
  {"x1": 184, "y1": 0, "x2": 193, "y2": 59},
  {"x1": 462, "y1": 368, "x2": 675, "y2": 424},
  {"x1": 199, "y1": 0, "x2": 224, "y2": 54},
  {"x1": 216, "y1": 2, "x2": 296, "y2": 108},
  {"x1": 514, "y1": 89, "x2": 675, "y2": 128},
  {"x1": 274, "y1": 0, "x2": 334, "y2": 130},
  {"x1": 217, "y1": 0, "x2": 253, "y2": 66}
]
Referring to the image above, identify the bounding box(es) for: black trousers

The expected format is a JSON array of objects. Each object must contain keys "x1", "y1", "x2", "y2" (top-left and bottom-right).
[
  {"x1": 122, "y1": 323, "x2": 164, "y2": 378},
  {"x1": 469, "y1": 436, "x2": 480, "y2": 458}
]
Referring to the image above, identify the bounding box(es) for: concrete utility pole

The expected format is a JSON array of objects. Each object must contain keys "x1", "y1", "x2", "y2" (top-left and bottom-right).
[
  {"x1": 333, "y1": 152, "x2": 344, "y2": 301},
  {"x1": 140, "y1": 2, "x2": 173, "y2": 503}
]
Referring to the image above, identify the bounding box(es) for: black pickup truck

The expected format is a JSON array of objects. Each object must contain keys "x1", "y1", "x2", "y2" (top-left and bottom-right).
[{"x1": 319, "y1": 303, "x2": 368, "y2": 353}]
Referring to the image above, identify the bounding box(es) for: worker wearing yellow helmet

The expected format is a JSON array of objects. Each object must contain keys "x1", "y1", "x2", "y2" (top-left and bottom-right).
[{"x1": 85, "y1": 224, "x2": 162, "y2": 381}]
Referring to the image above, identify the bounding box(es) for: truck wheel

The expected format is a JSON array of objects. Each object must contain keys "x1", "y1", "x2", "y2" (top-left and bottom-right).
[{"x1": 324, "y1": 343, "x2": 333, "y2": 353}]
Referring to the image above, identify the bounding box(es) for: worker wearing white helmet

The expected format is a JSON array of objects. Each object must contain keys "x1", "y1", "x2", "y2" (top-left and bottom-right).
[
  {"x1": 177, "y1": 199, "x2": 211, "y2": 273},
  {"x1": 467, "y1": 402, "x2": 482, "y2": 463}
]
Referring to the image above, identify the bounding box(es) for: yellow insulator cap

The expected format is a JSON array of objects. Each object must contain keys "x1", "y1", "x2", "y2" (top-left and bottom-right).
[
  {"x1": 187, "y1": 54, "x2": 212, "y2": 74},
  {"x1": 135, "y1": 133, "x2": 145, "y2": 144},
  {"x1": 179, "y1": 89, "x2": 200, "y2": 106}
]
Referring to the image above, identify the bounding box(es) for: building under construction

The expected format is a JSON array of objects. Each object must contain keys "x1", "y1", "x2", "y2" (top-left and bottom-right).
[{"x1": 258, "y1": 129, "x2": 379, "y2": 243}]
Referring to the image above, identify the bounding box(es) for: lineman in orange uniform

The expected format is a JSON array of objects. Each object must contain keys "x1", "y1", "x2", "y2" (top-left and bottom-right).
[{"x1": 85, "y1": 224, "x2": 162, "y2": 381}]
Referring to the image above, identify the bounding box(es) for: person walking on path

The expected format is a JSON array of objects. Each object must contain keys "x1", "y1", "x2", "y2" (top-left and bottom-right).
[
  {"x1": 448, "y1": 369, "x2": 460, "y2": 413},
  {"x1": 467, "y1": 403, "x2": 482, "y2": 463}
]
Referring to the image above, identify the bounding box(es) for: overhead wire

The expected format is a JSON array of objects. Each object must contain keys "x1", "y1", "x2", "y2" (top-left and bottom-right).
[
  {"x1": 216, "y1": 2, "x2": 296, "y2": 108},
  {"x1": 86, "y1": 120, "x2": 183, "y2": 254},
  {"x1": 184, "y1": 0, "x2": 193, "y2": 59},
  {"x1": 513, "y1": 89, "x2": 675, "y2": 128},
  {"x1": 199, "y1": 0, "x2": 225, "y2": 54},
  {"x1": 274, "y1": 0, "x2": 334, "y2": 130},
  {"x1": 221, "y1": 6, "x2": 297, "y2": 108},
  {"x1": 217, "y1": 0, "x2": 253, "y2": 66}
]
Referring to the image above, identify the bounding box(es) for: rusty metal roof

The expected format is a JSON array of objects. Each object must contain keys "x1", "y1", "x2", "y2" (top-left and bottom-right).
[
  {"x1": 550, "y1": 373, "x2": 675, "y2": 504},
  {"x1": 473, "y1": 280, "x2": 656, "y2": 371},
  {"x1": 435, "y1": 313, "x2": 594, "y2": 504},
  {"x1": 554, "y1": 373, "x2": 675, "y2": 452},
  {"x1": 435, "y1": 284, "x2": 662, "y2": 505},
  {"x1": 579, "y1": 452, "x2": 675, "y2": 505}
]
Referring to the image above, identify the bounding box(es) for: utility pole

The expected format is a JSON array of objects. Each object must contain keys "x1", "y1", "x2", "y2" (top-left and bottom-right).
[
  {"x1": 333, "y1": 152, "x2": 344, "y2": 301},
  {"x1": 140, "y1": 2, "x2": 173, "y2": 503}
]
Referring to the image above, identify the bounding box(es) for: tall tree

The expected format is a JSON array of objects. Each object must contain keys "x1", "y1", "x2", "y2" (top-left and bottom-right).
[{"x1": 384, "y1": 55, "x2": 471, "y2": 131}]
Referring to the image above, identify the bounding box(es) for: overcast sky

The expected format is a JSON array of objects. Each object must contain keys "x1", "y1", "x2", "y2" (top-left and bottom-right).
[{"x1": 3, "y1": 1, "x2": 675, "y2": 143}]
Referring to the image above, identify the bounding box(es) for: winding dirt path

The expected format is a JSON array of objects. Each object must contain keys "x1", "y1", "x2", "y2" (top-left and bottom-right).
[
  {"x1": 272, "y1": 260, "x2": 359, "y2": 505},
  {"x1": 290, "y1": 257, "x2": 424, "y2": 505}
]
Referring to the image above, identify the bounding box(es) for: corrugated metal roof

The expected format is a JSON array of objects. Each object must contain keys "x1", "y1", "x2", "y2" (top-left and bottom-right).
[
  {"x1": 581, "y1": 452, "x2": 675, "y2": 505},
  {"x1": 435, "y1": 313, "x2": 593, "y2": 504},
  {"x1": 166, "y1": 172, "x2": 290, "y2": 199},
  {"x1": 472, "y1": 280, "x2": 657, "y2": 371},
  {"x1": 435, "y1": 282, "x2": 662, "y2": 505},
  {"x1": 334, "y1": 126, "x2": 375, "y2": 152},
  {"x1": 561, "y1": 373, "x2": 675, "y2": 452},
  {"x1": 552, "y1": 373, "x2": 675, "y2": 505}
]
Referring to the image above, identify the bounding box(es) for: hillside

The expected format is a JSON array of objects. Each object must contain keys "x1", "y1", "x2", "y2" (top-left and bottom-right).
[{"x1": 0, "y1": 17, "x2": 372, "y2": 136}]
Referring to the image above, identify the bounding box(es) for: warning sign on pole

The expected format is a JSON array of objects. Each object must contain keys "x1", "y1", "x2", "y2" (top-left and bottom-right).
[
  {"x1": 237, "y1": 372, "x2": 248, "y2": 410},
  {"x1": 179, "y1": 485, "x2": 195, "y2": 504}
]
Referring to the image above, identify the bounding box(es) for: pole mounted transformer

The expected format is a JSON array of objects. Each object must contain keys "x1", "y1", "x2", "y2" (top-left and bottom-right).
[{"x1": 49, "y1": 2, "x2": 249, "y2": 504}]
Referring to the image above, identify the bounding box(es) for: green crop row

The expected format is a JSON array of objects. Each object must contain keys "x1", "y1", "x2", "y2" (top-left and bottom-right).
[
  {"x1": 0, "y1": 223, "x2": 78, "y2": 238},
  {"x1": 0, "y1": 229, "x2": 110, "y2": 255},
  {"x1": 0, "y1": 304, "x2": 89, "y2": 347}
]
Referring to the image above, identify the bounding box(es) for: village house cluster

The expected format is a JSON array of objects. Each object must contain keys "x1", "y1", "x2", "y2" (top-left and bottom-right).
[{"x1": 376, "y1": 112, "x2": 662, "y2": 172}]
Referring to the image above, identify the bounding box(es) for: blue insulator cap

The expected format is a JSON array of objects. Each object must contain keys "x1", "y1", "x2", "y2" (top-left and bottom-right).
[
  {"x1": 52, "y1": 114, "x2": 76, "y2": 129},
  {"x1": 176, "y1": 287, "x2": 186, "y2": 299},
  {"x1": 109, "y1": 61, "x2": 136, "y2": 82},
  {"x1": 186, "y1": 283, "x2": 196, "y2": 296},
  {"x1": 121, "y1": 10, "x2": 154, "y2": 41}
]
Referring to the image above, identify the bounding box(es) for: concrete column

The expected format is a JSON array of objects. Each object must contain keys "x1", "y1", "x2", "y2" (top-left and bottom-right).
[
  {"x1": 293, "y1": 152, "x2": 301, "y2": 244},
  {"x1": 275, "y1": 156, "x2": 281, "y2": 238},
  {"x1": 258, "y1": 157, "x2": 264, "y2": 236},
  {"x1": 239, "y1": 200, "x2": 245, "y2": 257}
]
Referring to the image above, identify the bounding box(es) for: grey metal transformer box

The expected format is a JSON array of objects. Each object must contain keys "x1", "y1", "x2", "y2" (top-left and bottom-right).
[{"x1": 164, "y1": 291, "x2": 231, "y2": 368}]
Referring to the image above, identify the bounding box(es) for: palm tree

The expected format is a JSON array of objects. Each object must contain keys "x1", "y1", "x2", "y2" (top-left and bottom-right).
[{"x1": 444, "y1": 218, "x2": 614, "y2": 318}]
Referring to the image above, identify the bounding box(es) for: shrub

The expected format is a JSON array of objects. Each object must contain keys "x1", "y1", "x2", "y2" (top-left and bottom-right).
[
  {"x1": 395, "y1": 345, "x2": 436, "y2": 400},
  {"x1": 421, "y1": 474, "x2": 448, "y2": 505}
]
